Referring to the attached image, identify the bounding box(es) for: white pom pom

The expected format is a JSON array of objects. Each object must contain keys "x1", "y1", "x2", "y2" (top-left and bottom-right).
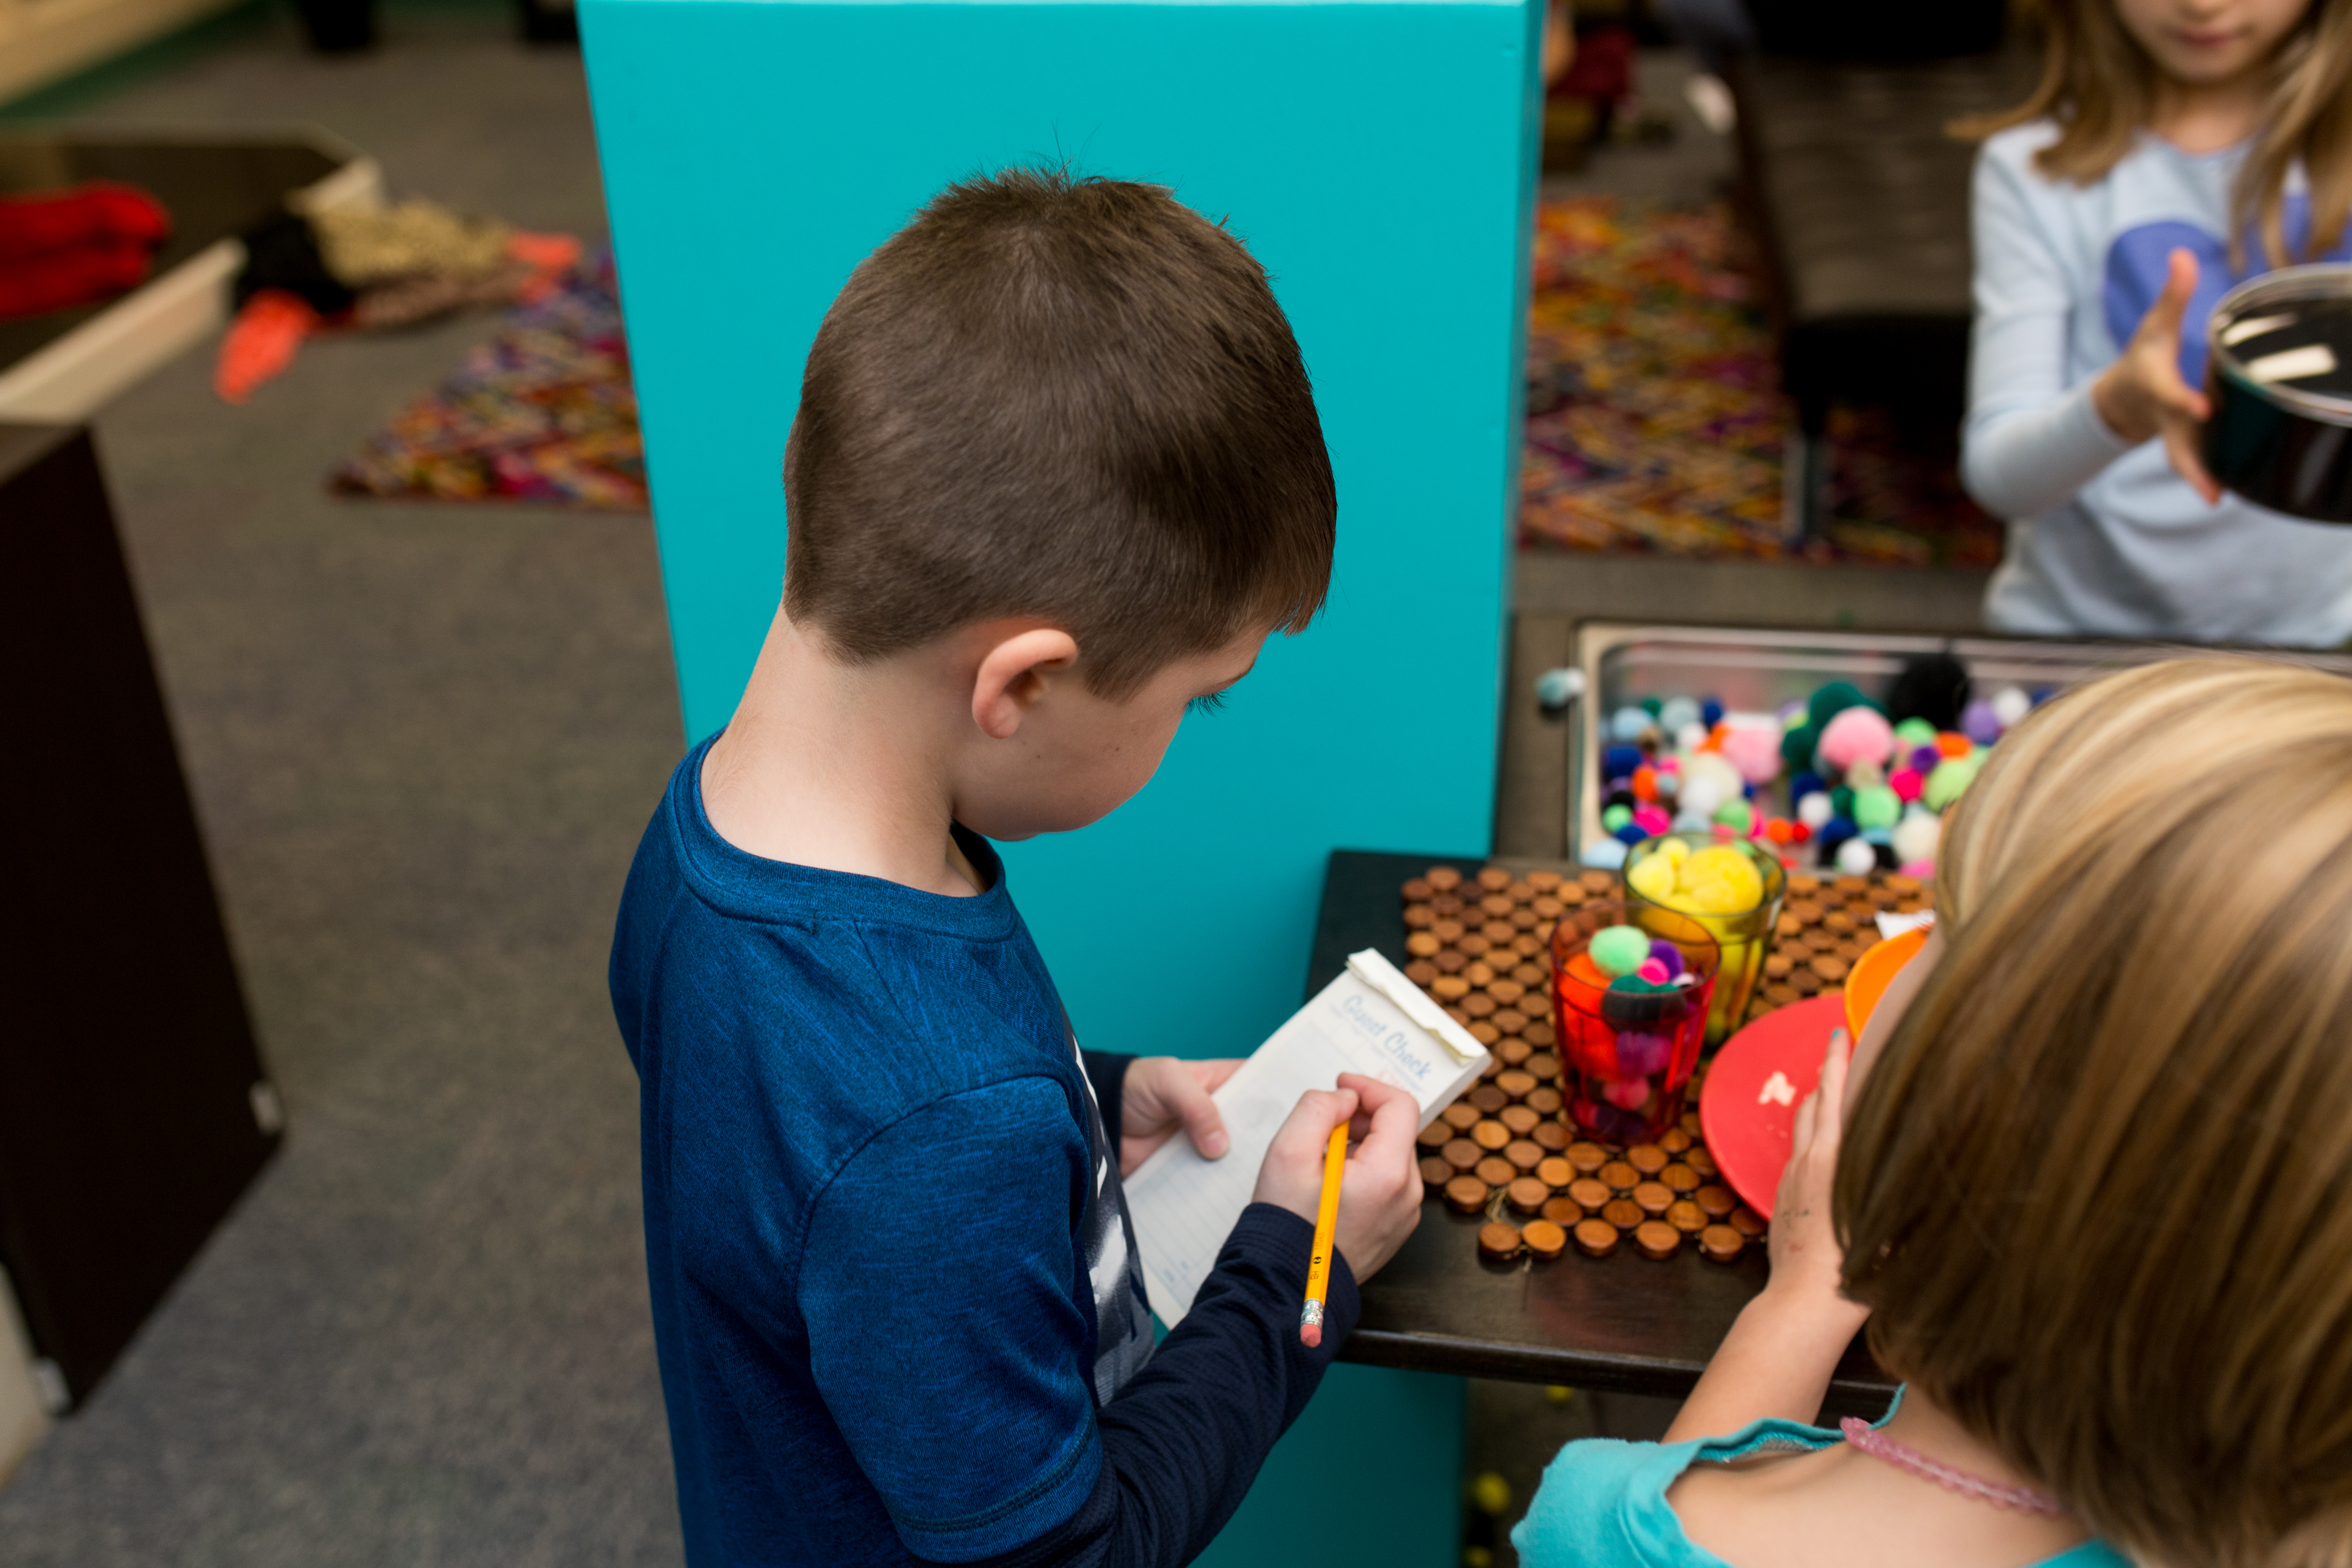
[
  {"x1": 1612, "y1": 706, "x2": 1651, "y2": 742},
  {"x1": 1659, "y1": 697, "x2": 1702, "y2": 734},
  {"x1": 1796, "y1": 791, "x2": 1833, "y2": 830},
  {"x1": 1680, "y1": 776, "x2": 1723, "y2": 818},
  {"x1": 1835, "y1": 836, "x2": 1878, "y2": 876},
  {"x1": 1893, "y1": 809, "x2": 1941, "y2": 867},
  {"x1": 1581, "y1": 837, "x2": 1630, "y2": 870},
  {"x1": 1675, "y1": 722, "x2": 1709, "y2": 753},
  {"x1": 1991, "y1": 685, "x2": 2032, "y2": 729}
]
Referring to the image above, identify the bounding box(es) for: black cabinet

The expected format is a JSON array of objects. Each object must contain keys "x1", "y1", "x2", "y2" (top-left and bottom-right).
[{"x1": 0, "y1": 424, "x2": 278, "y2": 1408}]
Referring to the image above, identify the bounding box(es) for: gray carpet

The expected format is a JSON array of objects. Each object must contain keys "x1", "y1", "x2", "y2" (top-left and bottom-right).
[{"x1": 0, "y1": 9, "x2": 689, "y2": 1563}]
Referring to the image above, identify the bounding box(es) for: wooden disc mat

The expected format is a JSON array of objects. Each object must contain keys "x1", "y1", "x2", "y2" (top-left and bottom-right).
[{"x1": 1402, "y1": 862, "x2": 1929, "y2": 1266}]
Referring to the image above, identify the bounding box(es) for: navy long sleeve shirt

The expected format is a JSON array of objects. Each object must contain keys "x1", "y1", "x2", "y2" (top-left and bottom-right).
[{"x1": 608, "y1": 737, "x2": 1358, "y2": 1566}]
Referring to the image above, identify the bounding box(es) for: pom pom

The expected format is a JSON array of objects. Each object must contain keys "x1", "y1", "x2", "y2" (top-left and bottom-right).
[
  {"x1": 1615, "y1": 1031, "x2": 1671, "y2": 1076},
  {"x1": 1655, "y1": 769, "x2": 1680, "y2": 799},
  {"x1": 1632, "y1": 765, "x2": 1658, "y2": 802},
  {"x1": 1718, "y1": 723, "x2": 1783, "y2": 784},
  {"x1": 1845, "y1": 757, "x2": 1885, "y2": 790},
  {"x1": 1589, "y1": 926, "x2": 1650, "y2": 977},
  {"x1": 1817, "y1": 705, "x2": 1897, "y2": 773},
  {"x1": 1806, "y1": 681, "x2": 1877, "y2": 731},
  {"x1": 1892, "y1": 809, "x2": 1940, "y2": 867},
  {"x1": 1889, "y1": 767, "x2": 1924, "y2": 803},
  {"x1": 1632, "y1": 804, "x2": 1673, "y2": 836},
  {"x1": 1935, "y1": 732, "x2": 1973, "y2": 760},
  {"x1": 1852, "y1": 784, "x2": 1901, "y2": 831},
  {"x1": 1602, "y1": 804, "x2": 1632, "y2": 832},
  {"x1": 1675, "y1": 721, "x2": 1709, "y2": 753},
  {"x1": 1581, "y1": 837, "x2": 1630, "y2": 870},
  {"x1": 1604, "y1": 1076, "x2": 1653, "y2": 1110},
  {"x1": 1613, "y1": 821, "x2": 1648, "y2": 845},
  {"x1": 1991, "y1": 685, "x2": 2032, "y2": 729},
  {"x1": 1764, "y1": 816, "x2": 1795, "y2": 844},
  {"x1": 1796, "y1": 791, "x2": 1834, "y2": 830},
  {"x1": 1700, "y1": 698, "x2": 1724, "y2": 729},
  {"x1": 1789, "y1": 770, "x2": 1825, "y2": 803},
  {"x1": 1960, "y1": 698, "x2": 2004, "y2": 746},
  {"x1": 1679, "y1": 776, "x2": 1723, "y2": 819},
  {"x1": 1909, "y1": 743, "x2": 1944, "y2": 775},
  {"x1": 1713, "y1": 799, "x2": 1754, "y2": 834},
  {"x1": 1924, "y1": 756, "x2": 1980, "y2": 812},
  {"x1": 1636, "y1": 957, "x2": 1670, "y2": 985},
  {"x1": 1659, "y1": 696, "x2": 1701, "y2": 734},
  {"x1": 1611, "y1": 705, "x2": 1651, "y2": 742},
  {"x1": 1834, "y1": 836, "x2": 1878, "y2": 876},
  {"x1": 1830, "y1": 784, "x2": 1856, "y2": 820},
  {"x1": 1647, "y1": 938, "x2": 1685, "y2": 978},
  {"x1": 1681, "y1": 751, "x2": 1744, "y2": 807},
  {"x1": 1892, "y1": 717, "x2": 1938, "y2": 751},
  {"x1": 1641, "y1": 697, "x2": 1663, "y2": 718},
  {"x1": 1886, "y1": 652, "x2": 1969, "y2": 733},
  {"x1": 1603, "y1": 743, "x2": 1645, "y2": 779}
]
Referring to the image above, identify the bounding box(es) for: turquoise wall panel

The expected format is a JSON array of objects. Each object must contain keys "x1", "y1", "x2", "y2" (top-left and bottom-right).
[{"x1": 582, "y1": 2, "x2": 1534, "y2": 1560}]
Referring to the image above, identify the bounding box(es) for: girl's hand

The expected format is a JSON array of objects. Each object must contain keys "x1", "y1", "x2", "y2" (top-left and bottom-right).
[
  {"x1": 2091, "y1": 246, "x2": 2222, "y2": 504},
  {"x1": 1763, "y1": 1027, "x2": 1867, "y2": 1329},
  {"x1": 1117, "y1": 1056, "x2": 1241, "y2": 1176}
]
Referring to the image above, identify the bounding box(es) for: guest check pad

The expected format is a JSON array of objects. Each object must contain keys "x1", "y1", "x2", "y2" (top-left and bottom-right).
[{"x1": 1124, "y1": 949, "x2": 1493, "y2": 1326}]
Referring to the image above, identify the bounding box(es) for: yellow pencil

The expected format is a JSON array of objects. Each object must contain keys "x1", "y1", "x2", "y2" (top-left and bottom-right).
[{"x1": 1299, "y1": 1124, "x2": 1348, "y2": 1347}]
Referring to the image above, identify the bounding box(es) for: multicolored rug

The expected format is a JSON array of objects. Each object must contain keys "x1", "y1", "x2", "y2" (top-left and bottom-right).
[
  {"x1": 1520, "y1": 197, "x2": 2004, "y2": 566},
  {"x1": 330, "y1": 250, "x2": 646, "y2": 509}
]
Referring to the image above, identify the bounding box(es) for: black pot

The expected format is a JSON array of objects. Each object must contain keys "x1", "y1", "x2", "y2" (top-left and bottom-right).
[{"x1": 2202, "y1": 264, "x2": 2352, "y2": 525}]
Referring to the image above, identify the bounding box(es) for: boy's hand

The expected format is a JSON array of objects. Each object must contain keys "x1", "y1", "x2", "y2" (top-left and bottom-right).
[
  {"x1": 1764, "y1": 1028, "x2": 1868, "y2": 1331},
  {"x1": 1118, "y1": 1056, "x2": 1242, "y2": 1176},
  {"x1": 1252, "y1": 1073, "x2": 1422, "y2": 1283},
  {"x1": 2092, "y1": 245, "x2": 2222, "y2": 504}
]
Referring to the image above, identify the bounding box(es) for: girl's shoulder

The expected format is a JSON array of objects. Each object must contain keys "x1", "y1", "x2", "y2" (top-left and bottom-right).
[
  {"x1": 1511, "y1": 1420, "x2": 1838, "y2": 1568},
  {"x1": 1511, "y1": 1419, "x2": 2140, "y2": 1568}
]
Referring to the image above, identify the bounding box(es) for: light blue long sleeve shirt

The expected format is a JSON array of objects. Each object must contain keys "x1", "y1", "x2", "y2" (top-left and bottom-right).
[{"x1": 1963, "y1": 122, "x2": 2352, "y2": 645}]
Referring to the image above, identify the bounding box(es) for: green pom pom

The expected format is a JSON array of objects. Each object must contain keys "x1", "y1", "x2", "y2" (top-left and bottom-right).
[
  {"x1": 1853, "y1": 784, "x2": 1901, "y2": 830},
  {"x1": 1602, "y1": 804, "x2": 1633, "y2": 832},
  {"x1": 1924, "y1": 756, "x2": 1980, "y2": 812},
  {"x1": 1830, "y1": 784, "x2": 1856, "y2": 819},
  {"x1": 1780, "y1": 721, "x2": 1820, "y2": 771},
  {"x1": 1640, "y1": 696, "x2": 1663, "y2": 718},
  {"x1": 1589, "y1": 924, "x2": 1650, "y2": 978},
  {"x1": 1713, "y1": 799, "x2": 1754, "y2": 832},
  {"x1": 1893, "y1": 717, "x2": 1938, "y2": 750},
  {"x1": 1806, "y1": 681, "x2": 1881, "y2": 732}
]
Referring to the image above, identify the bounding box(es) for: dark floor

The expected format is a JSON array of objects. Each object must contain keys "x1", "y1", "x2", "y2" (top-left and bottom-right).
[
  {"x1": 0, "y1": 8, "x2": 688, "y2": 1564},
  {"x1": 0, "y1": 19, "x2": 1978, "y2": 1566}
]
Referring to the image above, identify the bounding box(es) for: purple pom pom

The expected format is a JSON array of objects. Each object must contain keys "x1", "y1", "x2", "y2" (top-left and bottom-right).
[{"x1": 1647, "y1": 938, "x2": 1685, "y2": 978}]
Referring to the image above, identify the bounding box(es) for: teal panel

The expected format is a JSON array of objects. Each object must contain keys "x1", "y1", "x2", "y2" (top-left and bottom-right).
[{"x1": 582, "y1": 0, "x2": 1531, "y2": 1559}]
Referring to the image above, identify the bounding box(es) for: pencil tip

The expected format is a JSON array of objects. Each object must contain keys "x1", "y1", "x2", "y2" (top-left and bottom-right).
[{"x1": 1299, "y1": 1324, "x2": 1321, "y2": 1348}]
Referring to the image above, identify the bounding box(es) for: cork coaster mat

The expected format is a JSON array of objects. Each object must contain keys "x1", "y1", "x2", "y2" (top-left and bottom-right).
[{"x1": 1402, "y1": 862, "x2": 1929, "y2": 1264}]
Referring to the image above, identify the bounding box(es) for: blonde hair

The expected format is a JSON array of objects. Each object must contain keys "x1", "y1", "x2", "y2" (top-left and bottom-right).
[
  {"x1": 1959, "y1": 0, "x2": 2352, "y2": 269},
  {"x1": 1837, "y1": 657, "x2": 2352, "y2": 1568}
]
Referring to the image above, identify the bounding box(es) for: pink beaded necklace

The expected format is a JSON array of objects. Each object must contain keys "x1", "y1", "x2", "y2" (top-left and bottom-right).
[{"x1": 1839, "y1": 1418, "x2": 2067, "y2": 1516}]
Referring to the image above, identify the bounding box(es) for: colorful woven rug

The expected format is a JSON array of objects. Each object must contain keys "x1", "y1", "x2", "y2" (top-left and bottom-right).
[
  {"x1": 1520, "y1": 197, "x2": 2003, "y2": 566},
  {"x1": 330, "y1": 250, "x2": 645, "y2": 509}
]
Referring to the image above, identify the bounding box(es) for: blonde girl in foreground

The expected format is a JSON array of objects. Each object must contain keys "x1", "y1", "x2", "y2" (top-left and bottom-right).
[{"x1": 1517, "y1": 657, "x2": 2352, "y2": 1568}]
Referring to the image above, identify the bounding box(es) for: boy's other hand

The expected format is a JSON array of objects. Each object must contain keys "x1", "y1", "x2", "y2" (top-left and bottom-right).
[
  {"x1": 1118, "y1": 1057, "x2": 1242, "y2": 1176},
  {"x1": 1252, "y1": 1073, "x2": 1423, "y2": 1283}
]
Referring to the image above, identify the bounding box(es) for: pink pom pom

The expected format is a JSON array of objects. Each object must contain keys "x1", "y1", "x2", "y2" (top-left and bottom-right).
[
  {"x1": 1604, "y1": 1076, "x2": 1652, "y2": 1110},
  {"x1": 1637, "y1": 957, "x2": 1670, "y2": 984},
  {"x1": 1631, "y1": 804, "x2": 1673, "y2": 835},
  {"x1": 1817, "y1": 706, "x2": 1896, "y2": 773},
  {"x1": 1889, "y1": 767, "x2": 1924, "y2": 803},
  {"x1": 1718, "y1": 725, "x2": 1782, "y2": 785},
  {"x1": 1899, "y1": 860, "x2": 1936, "y2": 880}
]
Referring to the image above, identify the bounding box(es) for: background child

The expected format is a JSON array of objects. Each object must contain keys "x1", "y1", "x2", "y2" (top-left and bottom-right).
[
  {"x1": 609, "y1": 169, "x2": 1426, "y2": 1567},
  {"x1": 1960, "y1": 0, "x2": 2352, "y2": 643},
  {"x1": 1517, "y1": 657, "x2": 2352, "y2": 1568}
]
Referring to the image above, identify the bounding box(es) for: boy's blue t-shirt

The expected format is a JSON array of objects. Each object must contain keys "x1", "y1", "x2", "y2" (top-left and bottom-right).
[
  {"x1": 610, "y1": 736, "x2": 1153, "y2": 1564},
  {"x1": 610, "y1": 736, "x2": 1353, "y2": 1568},
  {"x1": 1513, "y1": 1416, "x2": 2134, "y2": 1568}
]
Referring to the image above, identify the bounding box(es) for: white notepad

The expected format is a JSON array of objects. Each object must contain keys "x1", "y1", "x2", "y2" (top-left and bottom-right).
[{"x1": 1123, "y1": 949, "x2": 1493, "y2": 1326}]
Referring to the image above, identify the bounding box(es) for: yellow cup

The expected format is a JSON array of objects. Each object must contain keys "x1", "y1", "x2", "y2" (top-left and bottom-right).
[{"x1": 1621, "y1": 833, "x2": 1787, "y2": 1045}]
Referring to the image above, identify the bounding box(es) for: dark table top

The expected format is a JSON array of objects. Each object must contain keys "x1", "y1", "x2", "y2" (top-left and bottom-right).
[{"x1": 1313, "y1": 849, "x2": 1893, "y2": 1414}]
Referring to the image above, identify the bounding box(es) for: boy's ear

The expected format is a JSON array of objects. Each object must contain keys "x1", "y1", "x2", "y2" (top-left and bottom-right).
[{"x1": 972, "y1": 627, "x2": 1081, "y2": 740}]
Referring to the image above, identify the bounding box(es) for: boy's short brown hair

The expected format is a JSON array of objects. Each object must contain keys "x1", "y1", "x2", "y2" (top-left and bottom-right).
[
  {"x1": 781, "y1": 167, "x2": 1336, "y2": 697},
  {"x1": 1838, "y1": 658, "x2": 2352, "y2": 1568}
]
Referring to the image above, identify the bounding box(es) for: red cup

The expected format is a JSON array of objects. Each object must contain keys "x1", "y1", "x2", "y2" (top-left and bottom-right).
[{"x1": 1549, "y1": 901, "x2": 1719, "y2": 1145}]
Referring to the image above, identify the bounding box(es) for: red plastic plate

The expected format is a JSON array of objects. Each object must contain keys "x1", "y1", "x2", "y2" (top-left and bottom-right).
[{"x1": 1697, "y1": 994, "x2": 1844, "y2": 1221}]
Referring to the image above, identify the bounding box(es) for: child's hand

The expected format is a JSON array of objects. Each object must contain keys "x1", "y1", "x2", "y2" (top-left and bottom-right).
[
  {"x1": 1252, "y1": 1073, "x2": 1423, "y2": 1283},
  {"x1": 2092, "y1": 245, "x2": 2223, "y2": 504},
  {"x1": 1117, "y1": 1057, "x2": 1242, "y2": 1176},
  {"x1": 1763, "y1": 1028, "x2": 1868, "y2": 1330}
]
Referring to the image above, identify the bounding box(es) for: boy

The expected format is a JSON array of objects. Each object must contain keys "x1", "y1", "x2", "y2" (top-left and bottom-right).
[{"x1": 609, "y1": 167, "x2": 1426, "y2": 1567}]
